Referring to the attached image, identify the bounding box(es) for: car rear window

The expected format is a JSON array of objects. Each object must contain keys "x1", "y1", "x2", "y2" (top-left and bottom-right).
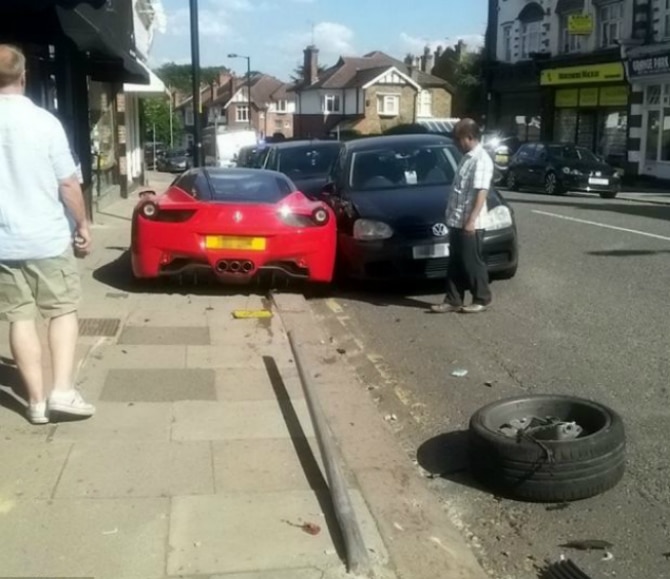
[
  {"x1": 277, "y1": 144, "x2": 341, "y2": 178},
  {"x1": 206, "y1": 171, "x2": 295, "y2": 203},
  {"x1": 349, "y1": 144, "x2": 459, "y2": 191}
]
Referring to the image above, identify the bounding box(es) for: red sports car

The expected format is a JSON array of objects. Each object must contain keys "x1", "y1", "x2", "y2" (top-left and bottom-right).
[{"x1": 131, "y1": 168, "x2": 336, "y2": 284}]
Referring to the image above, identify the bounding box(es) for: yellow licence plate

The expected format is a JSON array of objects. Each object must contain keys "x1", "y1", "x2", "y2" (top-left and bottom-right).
[{"x1": 205, "y1": 236, "x2": 266, "y2": 250}]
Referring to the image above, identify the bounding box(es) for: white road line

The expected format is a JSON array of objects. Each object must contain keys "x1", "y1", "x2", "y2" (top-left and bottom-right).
[{"x1": 532, "y1": 210, "x2": 670, "y2": 242}]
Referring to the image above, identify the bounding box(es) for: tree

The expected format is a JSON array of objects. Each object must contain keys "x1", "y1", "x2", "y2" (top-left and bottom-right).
[
  {"x1": 143, "y1": 97, "x2": 182, "y2": 146},
  {"x1": 155, "y1": 62, "x2": 228, "y2": 94},
  {"x1": 290, "y1": 62, "x2": 328, "y2": 83},
  {"x1": 431, "y1": 44, "x2": 485, "y2": 119}
]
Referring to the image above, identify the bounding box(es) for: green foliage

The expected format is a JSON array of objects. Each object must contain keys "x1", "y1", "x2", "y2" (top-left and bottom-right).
[
  {"x1": 290, "y1": 62, "x2": 328, "y2": 83},
  {"x1": 431, "y1": 45, "x2": 485, "y2": 119},
  {"x1": 155, "y1": 62, "x2": 228, "y2": 93},
  {"x1": 143, "y1": 97, "x2": 182, "y2": 145}
]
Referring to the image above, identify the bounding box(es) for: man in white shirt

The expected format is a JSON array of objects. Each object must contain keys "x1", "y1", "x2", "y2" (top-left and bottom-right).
[
  {"x1": 432, "y1": 118, "x2": 494, "y2": 314},
  {"x1": 0, "y1": 44, "x2": 95, "y2": 424}
]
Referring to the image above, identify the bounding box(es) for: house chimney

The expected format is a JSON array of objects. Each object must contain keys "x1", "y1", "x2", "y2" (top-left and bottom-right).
[
  {"x1": 404, "y1": 54, "x2": 413, "y2": 67},
  {"x1": 423, "y1": 45, "x2": 435, "y2": 74},
  {"x1": 303, "y1": 45, "x2": 319, "y2": 86}
]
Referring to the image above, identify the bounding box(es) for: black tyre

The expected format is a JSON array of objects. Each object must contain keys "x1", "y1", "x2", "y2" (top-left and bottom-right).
[
  {"x1": 544, "y1": 172, "x2": 563, "y2": 196},
  {"x1": 506, "y1": 170, "x2": 518, "y2": 191},
  {"x1": 468, "y1": 394, "x2": 626, "y2": 502}
]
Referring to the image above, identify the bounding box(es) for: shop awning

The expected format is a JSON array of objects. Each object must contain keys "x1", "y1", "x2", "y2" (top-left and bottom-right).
[{"x1": 124, "y1": 61, "x2": 168, "y2": 95}]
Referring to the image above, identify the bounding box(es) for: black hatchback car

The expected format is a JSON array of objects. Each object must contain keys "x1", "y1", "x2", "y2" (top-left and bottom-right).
[
  {"x1": 260, "y1": 139, "x2": 343, "y2": 198},
  {"x1": 317, "y1": 134, "x2": 518, "y2": 281},
  {"x1": 506, "y1": 142, "x2": 621, "y2": 198}
]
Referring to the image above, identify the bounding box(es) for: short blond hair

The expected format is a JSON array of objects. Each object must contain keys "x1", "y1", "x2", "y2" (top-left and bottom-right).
[{"x1": 0, "y1": 44, "x2": 26, "y2": 89}]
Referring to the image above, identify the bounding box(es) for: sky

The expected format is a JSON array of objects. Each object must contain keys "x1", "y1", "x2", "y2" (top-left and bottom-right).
[{"x1": 150, "y1": 0, "x2": 487, "y2": 80}]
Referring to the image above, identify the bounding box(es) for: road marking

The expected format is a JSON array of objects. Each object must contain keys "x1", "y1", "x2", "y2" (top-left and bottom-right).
[
  {"x1": 533, "y1": 210, "x2": 670, "y2": 242},
  {"x1": 325, "y1": 298, "x2": 344, "y2": 314}
]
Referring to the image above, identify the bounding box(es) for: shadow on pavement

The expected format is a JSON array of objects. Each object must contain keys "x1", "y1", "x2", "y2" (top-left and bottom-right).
[
  {"x1": 263, "y1": 355, "x2": 347, "y2": 563},
  {"x1": 0, "y1": 360, "x2": 27, "y2": 418},
  {"x1": 509, "y1": 196, "x2": 670, "y2": 223},
  {"x1": 417, "y1": 430, "x2": 491, "y2": 494},
  {"x1": 587, "y1": 249, "x2": 670, "y2": 257}
]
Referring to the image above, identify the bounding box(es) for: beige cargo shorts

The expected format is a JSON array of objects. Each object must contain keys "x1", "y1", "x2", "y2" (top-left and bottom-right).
[{"x1": 0, "y1": 248, "x2": 81, "y2": 322}]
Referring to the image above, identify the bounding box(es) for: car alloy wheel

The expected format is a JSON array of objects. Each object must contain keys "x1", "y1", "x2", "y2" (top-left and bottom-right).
[
  {"x1": 545, "y1": 172, "x2": 558, "y2": 195},
  {"x1": 507, "y1": 171, "x2": 518, "y2": 191}
]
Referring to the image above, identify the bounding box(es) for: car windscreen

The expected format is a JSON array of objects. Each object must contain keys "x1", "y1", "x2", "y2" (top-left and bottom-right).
[
  {"x1": 277, "y1": 144, "x2": 341, "y2": 179},
  {"x1": 168, "y1": 149, "x2": 188, "y2": 157},
  {"x1": 206, "y1": 171, "x2": 295, "y2": 203},
  {"x1": 547, "y1": 145, "x2": 580, "y2": 161},
  {"x1": 576, "y1": 147, "x2": 599, "y2": 163},
  {"x1": 349, "y1": 144, "x2": 459, "y2": 191}
]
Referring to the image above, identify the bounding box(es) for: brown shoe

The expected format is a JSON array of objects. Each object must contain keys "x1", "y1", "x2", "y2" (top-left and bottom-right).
[{"x1": 430, "y1": 303, "x2": 462, "y2": 313}]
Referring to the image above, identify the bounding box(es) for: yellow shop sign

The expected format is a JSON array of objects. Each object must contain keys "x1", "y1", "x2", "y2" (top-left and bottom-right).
[
  {"x1": 568, "y1": 14, "x2": 593, "y2": 35},
  {"x1": 541, "y1": 62, "x2": 625, "y2": 86}
]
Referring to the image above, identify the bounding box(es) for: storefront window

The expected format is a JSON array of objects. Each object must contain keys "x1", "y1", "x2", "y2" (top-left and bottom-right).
[
  {"x1": 555, "y1": 109, "x2": 577, "y2": 142},
  {"x1": 661, "y1": 110, "x2": 670, "y2": 161},
  {"x1": 598, "y1": 111, "x2": 627, "y2": 169},
  {"x1": 645, "y1": 85, "x2": 661, "y2": 106},
  {"x1": 89, "y1": 81, "x2": 118, "y2": 196},
  {"x1": 646, "y1": 110, "x2": 660, "y2": 161}
]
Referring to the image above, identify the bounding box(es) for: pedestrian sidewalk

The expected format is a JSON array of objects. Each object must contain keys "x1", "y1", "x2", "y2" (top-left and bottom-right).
[{"x1": 0, "y1": 174, "x2": 487, "y2": 579}]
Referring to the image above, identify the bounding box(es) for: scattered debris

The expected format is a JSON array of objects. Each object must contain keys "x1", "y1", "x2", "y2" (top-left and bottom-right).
[
  {"x1": 384, "y1": 414, "x2": 398, "y2": 422},
  {"x1": 559, "y1": 539, "x2": 614, "y2": 551},
  {"x1": 484, "y1": 381, "x2": 494, "y2": 387},
  {"x1": 451, "y1": 369, "x2": 469, "y2": 378},
  {"x1": 102, "y1": 528, "x2": 118, "y2": 535},
  {"x1": 324, "y1": 548, "x2": 336, "y2": 556},
  {"x1": 393, "y1": 522, "x2": 404, "y2": 531},
  {"x1": 663, "y1": 551, "x2": 670, "y2": 560},
  {"x1": 602, "y1": 551, "x2": 614, "y2": 561},
  {"x1": 546, "y1": 502, "x2": 570, "y2": 512},
  {"x1": 336, "y1": 347, "x2": 346, "y2": 355},
  {"x1": 232, "y1": 309, "x2": 272, "y2": 319},
  {"x1": 500, "y1": 416, "x2": 583, "y2": 441},
  {"x1": 301, "y1": 522, "x2": 321, "y2": 535},
  {"x1": 193, "y1": 541, "x2": 202, "y2": 548},
  {"x1": 541, "y1": 559, "x2": 593, "y2": 579},
  {"x1": 206, "y1": 306, "x2": 214, "y2": 311}
]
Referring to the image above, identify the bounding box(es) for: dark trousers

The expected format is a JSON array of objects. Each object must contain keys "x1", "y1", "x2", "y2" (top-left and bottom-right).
[{"x1": 444, "y1": 228, "x2": 492, "y2": 306}]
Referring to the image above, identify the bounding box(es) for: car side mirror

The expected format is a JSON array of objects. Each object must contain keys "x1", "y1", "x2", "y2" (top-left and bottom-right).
[{"x1": 139, "y1": 189, "x2": 156, "y2": 199}]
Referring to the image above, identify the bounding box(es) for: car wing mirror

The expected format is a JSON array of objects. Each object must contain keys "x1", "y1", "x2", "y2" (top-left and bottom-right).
[{"x1": 139, "y1": 189, "x2": 157, "y2": 199}]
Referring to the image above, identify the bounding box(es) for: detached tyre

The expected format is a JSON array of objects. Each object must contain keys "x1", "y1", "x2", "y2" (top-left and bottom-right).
[{"x1": 468, "y1": 395, "x2": 626, "y2": 502}]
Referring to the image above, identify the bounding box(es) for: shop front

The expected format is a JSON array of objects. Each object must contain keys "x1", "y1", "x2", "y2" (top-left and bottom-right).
[
  {"x1": 625, "y1": 45, "x2": 670, "y2": 180},
  {"x1": 541, "y1": 62, "x2": 629, "y2": 172}
]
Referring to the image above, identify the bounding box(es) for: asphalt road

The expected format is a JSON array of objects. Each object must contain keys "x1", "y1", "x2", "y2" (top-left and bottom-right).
[{"x1": 309, "y1": 190, "x2": 670, "y2": 578}]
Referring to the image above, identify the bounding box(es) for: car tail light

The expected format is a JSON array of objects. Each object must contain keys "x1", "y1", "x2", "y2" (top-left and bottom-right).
[
  {"x1": 139, "y1": 202, "x2": 196, "y2": 223},
  {"x1": 278, "y1": 205, "x2": 330, "y2": 227},
  {"x1": 312, "y1": 208, "x2": 329, "y2": 225}
]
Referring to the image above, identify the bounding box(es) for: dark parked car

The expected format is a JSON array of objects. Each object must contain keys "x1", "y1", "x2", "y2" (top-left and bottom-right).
[
  {"x1": 156, "y1": 148, "x2": 192, "y2": 173},
  {"x1": 506, "y1": 142, "x2": 621, "y2": 198},
  {"x1": 144, "y1": 142, "x2": 166, "y2": 170},
  {"x1": 482, "y1": 131, "x2": 521, "y2": 184},
  {"x1": 317, "y1": 134, "x2": 518, "y2": 281},
  {"x1": 236, "y1": 144, "x2": 268, "y2": 168},
  {"x1": 260, "y1": 140, "x2": 344, "y2": 198}
]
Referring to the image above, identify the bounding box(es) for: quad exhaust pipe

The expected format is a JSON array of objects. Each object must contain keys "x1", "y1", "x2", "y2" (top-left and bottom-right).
[{"x1": 215, "y1": 260, "x2": 254, "y2": 274}]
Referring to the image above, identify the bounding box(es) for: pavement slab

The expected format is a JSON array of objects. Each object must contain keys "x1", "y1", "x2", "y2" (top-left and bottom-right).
[
  {"x1": 101, "y1": 368, "x2": 217, "y2": 402},
  {"x1": 55, "y1": 440, "x2": 214, "y2": 498},
  {"x1": 186, "y1": 345, "x2": 294, "y2": 370},
  {"x1": 171, "y1": 399, "x2": 315, "y2": 441},
  {"x1": 0, "y1": 498, "x2": 169, "y2": 579},
  {"x1": 215, "y1": 367, "x2": 303, "y2": 402},
  {"x1": 209, "y1": 569, "x2": 325, "y2": 579},
  {"x1": 118, "y1": 325, "x2": 211, "y2": 345},
  {"x1": 98, "y1": 344, "x2": 188, "y2": 368}
]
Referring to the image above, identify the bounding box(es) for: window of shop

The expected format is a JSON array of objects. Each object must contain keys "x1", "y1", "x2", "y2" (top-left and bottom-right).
[
  {"x1": 89, "y1": 81, "x2": 118, "y2": 197},
  {"x1": 598, "y1": 1, "x2": 623, "y2": 49},
  {"x1": 642, "y1": 83, "x2": 670, "y2": 162},
  {"x1": 521, "y1": 20, "x2": 541, "y2": 59},
  {"x1": 502, "y1": 24, "x2": 512, "y2": 62},
  {"x1": 560, "y1": 13, "x2": 582, "y2": 54}
]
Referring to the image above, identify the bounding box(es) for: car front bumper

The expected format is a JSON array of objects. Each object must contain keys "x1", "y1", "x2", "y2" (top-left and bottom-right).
[
  {"x1": 339, "y1": 226, "x2": 518, "y2": 281},
  {"x1": 560, "y1": 174, "x2": 621, "y2": 193}
]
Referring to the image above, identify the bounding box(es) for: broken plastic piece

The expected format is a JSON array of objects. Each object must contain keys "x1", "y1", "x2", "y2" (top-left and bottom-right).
[
  {"x1": 232, "y1": 309, "x2": 272, "y2": 319},
  {"x1": 301, "y1": 522, "x2": 321, "y2": 535},
  {"x1": 602, "y1": 551, "x2": 614, "y2": 561},
  {"x1": 451, "y1": 369, "x2": 468, "y2": 378}
]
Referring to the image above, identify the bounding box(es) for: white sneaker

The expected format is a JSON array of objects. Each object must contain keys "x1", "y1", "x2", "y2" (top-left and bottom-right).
[
  {"x1": 27, "y1": 401, "x2": 49, "y2": 425},
  {"x1": 48, "y1": 389, "x2": 95, "y2": 417}
]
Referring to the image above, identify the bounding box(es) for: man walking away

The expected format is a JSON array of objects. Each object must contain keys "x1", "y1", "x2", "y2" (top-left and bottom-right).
[
  {"x1": 432, "y1": 118, "x2": 493, "y2": 314},
  {"x1": 0, "y1": 44, "x2": 95, "y2": 424}
]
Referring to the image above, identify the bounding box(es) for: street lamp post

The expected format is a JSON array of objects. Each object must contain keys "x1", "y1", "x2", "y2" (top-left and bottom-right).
[
  {"x1": 228, "y1": 53, "x2": 252, "y2": 131},
  {"x1": 189, "y1": 0, "x2": 202, "y2": 167}
]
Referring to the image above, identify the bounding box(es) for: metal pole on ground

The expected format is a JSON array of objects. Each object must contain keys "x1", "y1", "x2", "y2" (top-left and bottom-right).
[
  {"x1": 189, "y1": 0, "x2": 202, "y2": 167},
  {"x1": 287, "y1": 331, "x2": 372, "y2": 576}
]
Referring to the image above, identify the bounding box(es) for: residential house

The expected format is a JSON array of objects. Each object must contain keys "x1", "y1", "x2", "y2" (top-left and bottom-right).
[
  {"x1": 175, "y1": 73, "x2": 295, "y2": 146},
  {"x1": 485, "y1": 0, "x2": 639, "y2": 174},
  {"x1": 291, "y1": 45, "x2": 454, "y2": 138}
]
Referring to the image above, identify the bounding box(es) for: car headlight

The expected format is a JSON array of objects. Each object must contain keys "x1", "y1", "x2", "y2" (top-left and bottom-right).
[
  {"x1": 353, "y1": 219, "x2": 393, "y2": 240},
  {"x1": 486, "y1": 205, "x2": 514, "y2": 231}
]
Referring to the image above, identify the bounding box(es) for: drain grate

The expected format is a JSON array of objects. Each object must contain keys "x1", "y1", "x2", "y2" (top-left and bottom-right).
[{"x1": 79, "y1": 318, "x2": 121, "y2": 337}]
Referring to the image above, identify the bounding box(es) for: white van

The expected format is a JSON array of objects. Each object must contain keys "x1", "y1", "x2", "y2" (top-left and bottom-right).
[{"x1": 203, "y1": 127, "x2": 258, "y2": 168}]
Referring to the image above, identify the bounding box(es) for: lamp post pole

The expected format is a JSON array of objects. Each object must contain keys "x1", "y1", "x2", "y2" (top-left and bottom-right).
[
  {"x1": 228, "y1": 53, "x2": 253, "y2": 132},
  {"x1": 189, "y1": 0, "x2": 202, "y2": 167}
]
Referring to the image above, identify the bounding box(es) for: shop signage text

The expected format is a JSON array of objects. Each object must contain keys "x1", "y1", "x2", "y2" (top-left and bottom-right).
[
  {"x1": 628, "y1": 52, "x2": 670, "y2": 79},
  {"x1": 541, "y1": 62, "x2": 625, "y2": 86},
  {"x1": 568, "y1": 14, "x2": 593, "y2": 36}
]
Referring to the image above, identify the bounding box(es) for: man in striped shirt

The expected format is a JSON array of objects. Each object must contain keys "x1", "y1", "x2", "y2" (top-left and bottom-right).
[{"x1": 432, "y1": 118, "x2": 493, "y2": 314}]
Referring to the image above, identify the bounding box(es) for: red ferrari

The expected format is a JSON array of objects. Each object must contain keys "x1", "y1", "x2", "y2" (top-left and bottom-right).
[{"x1": 131, "y1": 168, "x2": 336, "y2": 284}]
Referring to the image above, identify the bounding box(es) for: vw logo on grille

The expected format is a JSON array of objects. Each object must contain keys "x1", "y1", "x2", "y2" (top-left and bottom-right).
[
  {"x1": 233, "y1": 211, "x2": 243, "y2": 223},
  {"x1": 432, "y1": 223, "x2": 448, "y2": 237}
]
